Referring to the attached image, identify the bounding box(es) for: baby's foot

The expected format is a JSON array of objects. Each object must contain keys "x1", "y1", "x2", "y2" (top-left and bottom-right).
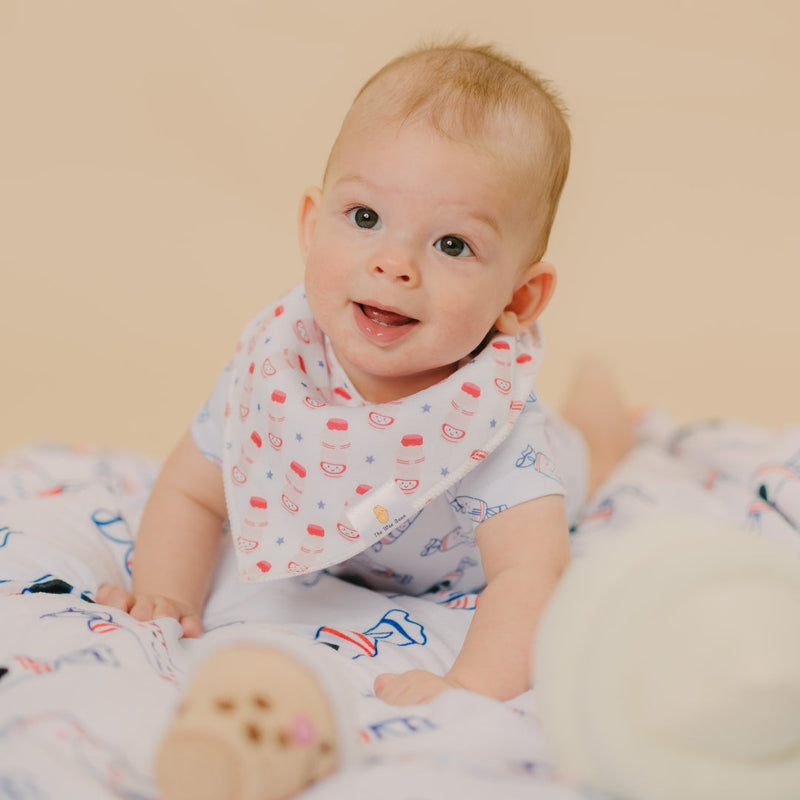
[
  {"x1": 156, "y1": 644, "x2": 340, "y2": 800},
  {"x1": 561, "y1": 356, "x2": 636, "y2": 497}
]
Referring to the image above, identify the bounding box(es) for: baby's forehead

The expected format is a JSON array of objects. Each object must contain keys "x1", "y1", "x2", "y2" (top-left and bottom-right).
[
  {"x1": 354, "y1": 60, "x2": 544, "y2": 140},
  {"x1": 329, "y1": 108, "x2": 547, "y2": 232},
  {"x1": 328, "y1": 106, "x2": 542, "y2": 219},
  {"x1": 328, "y1": 47, "x2": 569, "y2": 258}
]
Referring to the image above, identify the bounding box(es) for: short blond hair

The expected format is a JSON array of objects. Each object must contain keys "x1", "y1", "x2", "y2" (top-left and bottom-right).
[{"x1": 330, "y1": 41, "x2": 571, "y2": 259}]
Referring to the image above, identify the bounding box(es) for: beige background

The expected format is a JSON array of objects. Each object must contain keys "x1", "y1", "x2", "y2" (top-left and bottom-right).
[{"x1": 1, "y1": 0, "x2": 797, "y2": 459}]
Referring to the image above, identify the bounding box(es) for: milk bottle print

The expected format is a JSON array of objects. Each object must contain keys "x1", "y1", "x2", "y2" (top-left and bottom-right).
[
  {"x1": 516, "y1": 352, "x2": 535, "y2": 381},
  {"x1": 395, "y1": 434, "x2": 424, "y2": 494},
  {"x1": 300, "y1": 523, "x2": 325, "y2": 556},
  {"x1": 281, "y1": 461, "x2": 306, "y2": 515},
  {"x1": 232, "y1": 429, "x2": 262, "y2": 486},
  {"x1": 267, "y1": 389, "x2": 287, "y2": 450},
  {"x1": 236, "y1": 430, "x2": 262, "y2": 478},
  {"x1": 240, "y1": 559, "x2": 273, "y2": 580},
  {"x1": 247, "y1": 318, "x2": 268, "y2": 354},
  {"x1": 337, "y1": 483, "x2": 372, "y2": 541},
  {"x1": 244, "y1": 495, "x2": 269, "y2": 527},
  {"x1": 442, "y1": 382, "x2": 481, "y2": 442},
  {"x1": 281, "y1": 521, "x2": 323, "y2": 574},
  {"x1": 239, "y1": 362, "x2": 256, "y2": 420},
  {"x1": 320, "y1": 418, "x2": 350, "y2": 477},
  {"x1": 492, "y1": 341, "x2": 512, "y2": 394}
]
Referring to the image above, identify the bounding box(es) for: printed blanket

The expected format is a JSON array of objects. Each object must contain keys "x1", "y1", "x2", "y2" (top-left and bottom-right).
[{"x1": 1, "y1": 413, "x2": 798, "y2": 799}]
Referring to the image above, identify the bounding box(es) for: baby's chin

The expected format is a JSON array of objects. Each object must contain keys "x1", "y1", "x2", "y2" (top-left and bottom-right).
[{"x1": 337, "y1": 357, "x2": 462, "y2": 404}]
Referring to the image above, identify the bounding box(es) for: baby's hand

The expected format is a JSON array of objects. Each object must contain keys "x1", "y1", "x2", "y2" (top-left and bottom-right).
[
  {"x1": 96, "y1": 583, "x2": 203, "y2": 638},
  {"x1": 374, "y1": 669, "x2": 463, "y2": 706}
]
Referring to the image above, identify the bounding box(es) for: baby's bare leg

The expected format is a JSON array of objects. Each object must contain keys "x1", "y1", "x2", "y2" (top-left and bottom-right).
[{"x1": 561, "y1": 357, "x2": 636, "y2": 498}]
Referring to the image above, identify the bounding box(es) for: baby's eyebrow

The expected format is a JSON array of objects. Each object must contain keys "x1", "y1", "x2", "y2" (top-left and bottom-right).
[
  {"x1": 332, "y1": 174, "x2": 501, "y2": 235},
  {"x1": 443, "y1": 201, "x2": 501, "y2": 237},
  {"x1": 332, "y1": 173, "x2": 380, "y2": 191},
  {"x1": 463, "y1": 208, "x2": 501, "y2": 236}
]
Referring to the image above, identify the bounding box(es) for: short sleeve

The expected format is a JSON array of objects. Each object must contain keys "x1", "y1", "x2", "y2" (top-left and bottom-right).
[
  {"x1": 454, "y1": 397, "x2": 588, "y2": 527},
  {"x1": 190, "y1": 359, "x2": 232, "y2": 467}
]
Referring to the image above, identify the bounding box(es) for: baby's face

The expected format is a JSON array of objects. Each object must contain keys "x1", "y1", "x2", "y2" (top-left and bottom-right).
[{"x1": 300, "y1": 111, "x2": 545, "y2": 403}]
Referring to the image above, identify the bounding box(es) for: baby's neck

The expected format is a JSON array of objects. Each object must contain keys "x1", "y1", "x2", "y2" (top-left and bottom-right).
[
  {"x1": 346, "y1": 364, "x2": 461, "y2": 404},
  {"x1": 324, "y1": 338, "x2": 460, "y2": 404}
]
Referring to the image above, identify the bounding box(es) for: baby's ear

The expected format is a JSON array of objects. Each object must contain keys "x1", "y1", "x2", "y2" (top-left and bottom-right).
[
  {"x1": 494, "y1": 262, "x2": 557, "y2": 334},
  {"x1": 297, "y1": 187, "x2": 322, "y2": 261}
]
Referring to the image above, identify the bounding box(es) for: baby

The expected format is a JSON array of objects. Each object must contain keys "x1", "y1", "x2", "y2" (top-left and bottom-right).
[{"x1": 99, "y1": 41, "x2": 594, "y2": 706}]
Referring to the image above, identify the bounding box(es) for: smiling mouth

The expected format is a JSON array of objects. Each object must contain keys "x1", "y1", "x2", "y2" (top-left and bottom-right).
[{"x1": 359, "y1": 303, "x2": 418, "y2": 327}]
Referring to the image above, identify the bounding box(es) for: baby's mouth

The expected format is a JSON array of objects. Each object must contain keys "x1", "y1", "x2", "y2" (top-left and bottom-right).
[{"x1": 359, "y1": 303, "x2": 418, "y2": 327}]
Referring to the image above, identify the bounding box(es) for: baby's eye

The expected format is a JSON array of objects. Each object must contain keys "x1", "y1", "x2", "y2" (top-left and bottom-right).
[
  {"x1": 435, "y1": 236, "x2": 473, "y2": 258},
  {"x1": 348, "y1": 206, "x2": 381, "y2": 229}
]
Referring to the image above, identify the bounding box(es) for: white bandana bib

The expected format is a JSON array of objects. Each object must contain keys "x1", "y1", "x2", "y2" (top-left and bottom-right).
[{"x1": 222, "y1": 284, "x2": 544, "y2": 582}]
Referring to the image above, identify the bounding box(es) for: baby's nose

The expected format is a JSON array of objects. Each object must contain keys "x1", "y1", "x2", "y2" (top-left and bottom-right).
[
  {"x1": 372, "y1": 264, "x2": 410, "y2": 282},
  {"x1": 371, "y1": 254, "x2": 419, "y2": 285}
]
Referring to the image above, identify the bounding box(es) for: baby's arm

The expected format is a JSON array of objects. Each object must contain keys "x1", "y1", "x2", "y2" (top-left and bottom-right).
[
  {"x1": 97, "y1": 430, "x2": 227, "y2": 637},
  {"x1": 374, "y1": 494, "x2": 570, "y2": 704}
]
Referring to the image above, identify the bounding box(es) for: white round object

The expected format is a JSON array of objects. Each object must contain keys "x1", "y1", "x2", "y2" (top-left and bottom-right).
[{"x1": 535, "y1": 515, "x2": 800, "y2": 800}]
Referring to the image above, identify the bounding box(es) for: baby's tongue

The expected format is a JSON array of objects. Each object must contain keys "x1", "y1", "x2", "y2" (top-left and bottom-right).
[{"x1": 362, "y1": 304, "x2": 415, "y2": 326}]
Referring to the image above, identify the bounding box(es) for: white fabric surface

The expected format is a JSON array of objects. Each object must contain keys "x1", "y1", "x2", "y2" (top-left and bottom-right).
[{"x1": 1, "y1": 416, "x2": 799, "y2": 800}]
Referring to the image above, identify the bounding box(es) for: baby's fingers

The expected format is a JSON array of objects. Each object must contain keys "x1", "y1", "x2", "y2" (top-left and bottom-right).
[
  {"x1": 374, "y1": 670, "x2": 450, "y2": 706},
  {"x1": 96, "y1": 583, "x2": 135, "y2": 612},
  {"x1": 178, "y1": 611, "x2": 204, "y2": 639},
  {"x1": 129, "y1": 595, "x2": 178, "y2": 625},
  {"x1": 130, "y1": 595, "x2": 203, "y2": 639}
]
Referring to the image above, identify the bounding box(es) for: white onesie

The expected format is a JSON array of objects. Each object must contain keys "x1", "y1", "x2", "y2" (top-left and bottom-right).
[{"x1": 192, "y1": 284, "x2": 586, "y2": 596}]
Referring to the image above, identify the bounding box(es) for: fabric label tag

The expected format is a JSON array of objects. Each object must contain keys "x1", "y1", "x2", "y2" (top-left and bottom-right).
[{"x1": 345, "y1": 480, "x2": 416, "y2": 542}]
